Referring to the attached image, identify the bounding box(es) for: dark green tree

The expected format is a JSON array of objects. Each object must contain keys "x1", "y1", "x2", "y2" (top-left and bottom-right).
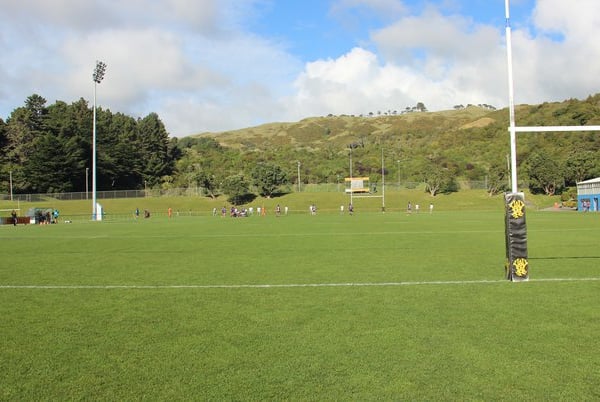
[
  {"x1": 0, "y1": 118, "x2": 8, "y2": 192},
  {"x1": 251, "y1": 162, "x2": 288, "y2": 197},
  {"x1": 187, "y1": 164, "x2": 220, "y2": 198},
  {"x1": 108, "y1": 112, "x2": 144, "y2": 189},
  {"x1": 423, "y1": 169, "x2": 458, "y2": 196},
  {"x1": 0, "y1": 117, "x2": 7, "y2": 151},
  {"x1": 4, "y1": 94, "x2": 50, "y2": 192},
  {"x1": 61, "y1": 99, "x2": 93, "y2": 191},
  {"x1": 525, "y1": 151, "x2": 564, "y2": 195},
  {"x1": 486, "y1": 160, "x2": 509, "y2": 196},
  {"x1": 564, "y1": 150, "x2": 598, "y2": 185},
  {"x1": 221, "y1": 174, "x2": 251, "y2": 205},
  {"x1": 24, "y1": 132, "x2": 77, "y2": 192},
  {"x1": 418, "y1": 156, "x2": 458, "y2": 196},
  {"x1": 93, "y1": 107, "x2": 119, "y2": 190},
  {"x1": 27, "y1": 100, "x2": 89, "y2": 192},
  {"x1": 167, "y1": 137, "x2": 182, "y2": 166},
  {"x1": 137, "y1": 113, "x2": 174, "y2": 186},
  {"x1": 199, "y1": 172, "x2": 220, "y2": 198}
]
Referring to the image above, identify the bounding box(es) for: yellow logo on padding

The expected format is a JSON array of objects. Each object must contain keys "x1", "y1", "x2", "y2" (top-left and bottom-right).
[
  {"x1": 508, "y1": 199, "x2": 525, "y2": 219},
  {"x1": 513, "y1": 258, "x2": 528, "y2": 277}
]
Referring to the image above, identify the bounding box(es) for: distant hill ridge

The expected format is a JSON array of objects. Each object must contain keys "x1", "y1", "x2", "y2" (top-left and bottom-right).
[
  {"x1": 183, "y1": 95, "x2": 600, "y2": 194},
  {"x1": 195, "y1": 105, "x2": 496, "y2": 150}
]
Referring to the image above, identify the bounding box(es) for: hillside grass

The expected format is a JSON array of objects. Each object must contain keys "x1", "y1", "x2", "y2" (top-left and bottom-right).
[
  {"x1": 1, "y1": 208, "x2": 598, "y2": 400},
  {"x1": 196, "y1": 107, "x2": 494, "y2": 149}
]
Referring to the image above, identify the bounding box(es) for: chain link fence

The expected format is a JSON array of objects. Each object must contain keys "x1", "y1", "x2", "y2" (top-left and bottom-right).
[{"x1": 0, "y1": 181, "x2": 490, "y2": 202}]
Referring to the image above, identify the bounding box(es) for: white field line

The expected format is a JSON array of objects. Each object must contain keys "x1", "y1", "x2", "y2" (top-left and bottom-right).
[
  {"x1": 3, "y1": 227, "x2": 596, "y2": 240},
  {"x1": 1, "y1": 277, "x2": 600, "y2": 290}
]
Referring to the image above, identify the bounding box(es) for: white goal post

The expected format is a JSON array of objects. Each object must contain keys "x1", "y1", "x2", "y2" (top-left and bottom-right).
[
  {"x1": 503, "y1": 0, "x2": 600, "y2": 282},
  {"x1": 512, "y1": 126, "x2": 600, "y2": 133},
  {"x1": 505, "y1": 0, "x2": 600, "y2": 192},
  {"x1": 346, "y1": 149, "x2": 386, "y2": 211},
  {"x1": 344, "y1": 177, "x2": 370, "y2": 194}
]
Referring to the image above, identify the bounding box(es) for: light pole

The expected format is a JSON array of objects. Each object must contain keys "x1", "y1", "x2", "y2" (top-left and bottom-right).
[
  {"x1": 85, "y1": 167, "x2": 89, "y2": 200},
  {"x1": 9, "y1": 170, "x2": 13, "y2": 201},
  {"x1": 92, "y1": 60, "x2": 106, "y2": 220},
  {"x1": 297, "y1": 161, "x2": 301, "y2": 192}
]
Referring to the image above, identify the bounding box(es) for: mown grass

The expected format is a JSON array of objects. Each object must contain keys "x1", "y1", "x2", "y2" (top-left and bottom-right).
[
  {"x1": 0, "y1": 188, "x2": 560, "y2": 220},
  {"x1": 1, "y1": 208, "x2": 598, "y2": 400}
]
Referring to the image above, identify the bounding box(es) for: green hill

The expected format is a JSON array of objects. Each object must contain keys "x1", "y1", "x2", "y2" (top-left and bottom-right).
[
  {"x1": 182, "y1": 95, "x2": 600, "y2": 194},
  {"x1": 194, "y1": 106, "x2": 494, "y2": 150}
]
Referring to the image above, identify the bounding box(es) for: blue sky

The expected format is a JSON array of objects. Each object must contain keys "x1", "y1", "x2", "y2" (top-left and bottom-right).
[
  {"x1": 1, "y1": 0, "x2": 598, "y2": 137},
  {"x1": 249, "y1": 1, "x2": 536, "y2": 61}
]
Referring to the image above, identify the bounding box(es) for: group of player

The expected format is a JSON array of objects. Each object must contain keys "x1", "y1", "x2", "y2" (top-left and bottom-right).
[
  {"x1": 406, "y1": 201, "x2": 434, "y2": 213},
  {"x1": 208, "y1": 201, "x2": 434, "y2": 217}
]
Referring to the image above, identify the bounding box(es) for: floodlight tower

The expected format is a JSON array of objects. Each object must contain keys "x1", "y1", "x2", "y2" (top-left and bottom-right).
[{"x1": 92, "y1": 60, "x2": 106, "y2": 220}]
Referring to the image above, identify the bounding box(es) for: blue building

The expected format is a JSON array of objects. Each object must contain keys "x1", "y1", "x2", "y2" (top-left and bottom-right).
[{"x1": 576, "y1": 177, "x2": 600, "y2": 212}]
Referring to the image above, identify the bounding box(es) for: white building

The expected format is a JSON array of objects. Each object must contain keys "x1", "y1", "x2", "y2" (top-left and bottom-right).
[{"x1": 576, "y1": 177, "x2": 600, "y2": 212}]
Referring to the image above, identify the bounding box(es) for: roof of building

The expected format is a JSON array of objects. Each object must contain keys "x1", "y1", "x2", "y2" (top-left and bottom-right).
[{"x1": 577, "y1": 177, "x2": 600, "y2": 184}]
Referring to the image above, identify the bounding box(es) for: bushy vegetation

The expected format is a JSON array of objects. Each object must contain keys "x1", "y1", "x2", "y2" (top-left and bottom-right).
[{"x1": 2, "y1": 94, "x2": 600, "y2": 201}]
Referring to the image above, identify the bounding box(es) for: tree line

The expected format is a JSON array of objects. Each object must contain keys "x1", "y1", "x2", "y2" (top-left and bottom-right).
[
  {"x1": 2, "y1": 94, "x2": 600, "y2": 204},
  {"x1": 0, "y1": 94, "x2": 289, "y2": 203},
  {"x1": 0, "y1": 94, "x2": 175, "y2": 194}
]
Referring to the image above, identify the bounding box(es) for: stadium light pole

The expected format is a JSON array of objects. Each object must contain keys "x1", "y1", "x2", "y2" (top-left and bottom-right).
[
  {"x1": 92, "y1": 60, "x2": 106, "y2": 220},
  {"x1": 85, "y1": 167, "x2": 89, "y2": 200}
]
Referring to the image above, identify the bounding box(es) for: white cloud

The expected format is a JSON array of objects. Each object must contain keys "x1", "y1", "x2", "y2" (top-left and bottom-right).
[
  {"x1": 532, "y1": 0, "x2": 600, "y2": 40},
  {"x1": 1, "y1": 0, "x2": 600, "y2": 137},
  {"x1": 284, "y1": 7, "x2": 509, "y2": 119},
  {"x1": 510, "y1": 0, "x2": 600, "y2": 104},
  {"x1": 0, "y1": 0, "x2": 299, "y2": 136},
  {"x1": 286, "y1": 0, "x2": 600, "y2": 122},
  {"x1": 2, "y1": 0, "x2": 227, "y2": 35}
]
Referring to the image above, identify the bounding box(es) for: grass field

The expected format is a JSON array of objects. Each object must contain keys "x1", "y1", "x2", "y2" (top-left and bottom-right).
[{"x1": 1, "y1": 206, "x2": 599, "y2": 400}]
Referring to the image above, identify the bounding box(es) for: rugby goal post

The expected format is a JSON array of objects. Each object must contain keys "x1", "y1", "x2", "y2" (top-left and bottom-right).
[
  {"x1": 345, "y1": 149, "x2": 387, "y2": 212},
  {"x1": 344, "y1": 177, "x2": 370, "y2": 194},
  {"x1": 504, "y1": 0, "x2": 600, "y2": 281}
]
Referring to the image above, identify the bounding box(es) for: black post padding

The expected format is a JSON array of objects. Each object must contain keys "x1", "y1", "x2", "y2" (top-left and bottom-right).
[{"x1": 505, "y1": 192, "x2": 529, "y2": 281}]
